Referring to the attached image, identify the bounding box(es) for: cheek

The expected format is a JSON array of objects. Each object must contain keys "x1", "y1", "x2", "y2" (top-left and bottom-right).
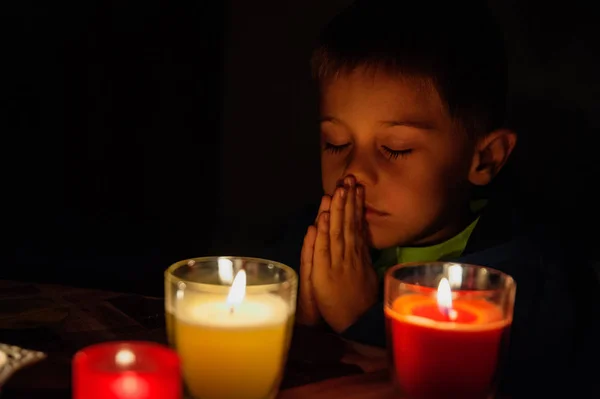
[
  {"x1": 379, "y1": 160, "x2": 452, "y2": 209},
  {"x1": 439, "y1": 140, "x2": 475, "y2": 177},
  {"x1": 413, "y1": 144, "x2": 471, "y2": 187},
  {"x1": 436, "y1": 154, "x2": 473, "y2": 198}
]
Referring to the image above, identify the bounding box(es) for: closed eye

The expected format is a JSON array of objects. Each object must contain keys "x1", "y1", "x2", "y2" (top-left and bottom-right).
[
  {"x1": 382, "y1": 146, "x2": 412, "y2": 160},
  {"x1": 324, "y1": 142, "x2": 350, "y2": 154}
]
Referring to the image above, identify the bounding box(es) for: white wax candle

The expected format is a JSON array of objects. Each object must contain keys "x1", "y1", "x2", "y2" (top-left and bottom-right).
[{"x1": 179, "y1": 294, "x2": 289, "y2": 327}]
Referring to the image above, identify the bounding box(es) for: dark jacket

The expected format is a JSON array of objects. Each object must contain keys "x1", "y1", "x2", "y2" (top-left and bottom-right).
[{"x1": 263, "y1": 194, "x2": 600, "y2": 397}]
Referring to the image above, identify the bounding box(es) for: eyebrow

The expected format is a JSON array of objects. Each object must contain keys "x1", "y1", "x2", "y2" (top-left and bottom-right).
[
  {"x1": 380, "y1": 120, "x2": 436, "y2": 130},
  {"x1": 320, "y1": 116, "x2": 436, "y2": 131}
]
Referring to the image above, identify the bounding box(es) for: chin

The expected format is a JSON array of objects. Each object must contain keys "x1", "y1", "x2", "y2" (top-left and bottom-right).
[{"x1": 366, "y1": 227, "x2": 404, "y2": 250}]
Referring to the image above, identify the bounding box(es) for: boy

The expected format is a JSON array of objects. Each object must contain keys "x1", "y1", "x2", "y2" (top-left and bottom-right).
[{"x1": 267, "y1": 0, "x2": 599, "y2": 396}]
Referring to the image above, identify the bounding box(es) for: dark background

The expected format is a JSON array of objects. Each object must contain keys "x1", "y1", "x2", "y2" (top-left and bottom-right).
[{"x1": 3, "y1": 0, "x2": 599, "y2": 296}]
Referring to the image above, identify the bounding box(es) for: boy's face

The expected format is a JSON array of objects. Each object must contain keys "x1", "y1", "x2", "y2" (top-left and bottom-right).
[{"x1": 319, "y1": 69, "x2": 477, "y2": 249}]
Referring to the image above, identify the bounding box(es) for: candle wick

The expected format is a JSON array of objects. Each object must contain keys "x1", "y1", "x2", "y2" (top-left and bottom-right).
[
  {"x1": 440, "y1": 306, "x2": 458, "y2": 321},
  {"x1": 442, "y1": 307, "x2": 449, "y2": 319},
  {"x1": 229, "y1": 306, "x2": 234, "y2": 314}
]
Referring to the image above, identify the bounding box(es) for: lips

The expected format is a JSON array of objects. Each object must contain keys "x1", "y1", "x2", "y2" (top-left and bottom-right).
[{"x1": 365, "y1": 204, "x2": 389, "y2": 217}]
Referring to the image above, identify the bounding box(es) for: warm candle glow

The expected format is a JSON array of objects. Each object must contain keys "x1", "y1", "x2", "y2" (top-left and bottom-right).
[
  {"x1": 115, "y1": 349, "x2": 136, "y2": 367},
  {"x1": 170, "y1": 258, "x2": 297, "y2": 399},
  {"x1": 226, "y1": 270, "x2": 246, "y2": 307},
  {"x1": 436, "y1": 278, "x2": 457, "y2": 321},
  {"x1": 447, "y1": 264, "x2": 463, "y2": 289},
  {"x1": 385, "y1": 263, "x2": 515, "y2": 399},
  {"x1": 218, "y1": 258, "x2": 234, "y2": 284},
  {"x1": 112, "y1": 374, "x2": 149, "y2": 398},
  {"x1": 73, "y1": 342, "x2": 181, "y2": 399}
]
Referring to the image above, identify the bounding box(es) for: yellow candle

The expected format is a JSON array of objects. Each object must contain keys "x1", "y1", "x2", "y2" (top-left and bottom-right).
[{"x1": 174, "y1": 270, "x2": 293, "y2": 399}]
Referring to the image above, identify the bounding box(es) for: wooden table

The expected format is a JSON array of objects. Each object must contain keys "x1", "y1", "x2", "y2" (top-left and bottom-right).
[
  {"x1": 0, "y1": 280, "x2": 393, "y2": 398},
  {"x1": 280, "y1": 370, "x2": 395, "y2": 399}
]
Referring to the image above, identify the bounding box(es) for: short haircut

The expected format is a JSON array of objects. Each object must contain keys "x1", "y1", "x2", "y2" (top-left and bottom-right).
[{"x1": 311, "y1": 0, "x2": 508, "y2": 138}]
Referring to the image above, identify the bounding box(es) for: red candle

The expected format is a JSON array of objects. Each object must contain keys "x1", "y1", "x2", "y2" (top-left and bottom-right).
[
  {"x1": 73, "y1": 341, "x2": 181, "y2": 399},
  {"x1": 385, "y1": 278, "x2": 511, "y2": 399}
]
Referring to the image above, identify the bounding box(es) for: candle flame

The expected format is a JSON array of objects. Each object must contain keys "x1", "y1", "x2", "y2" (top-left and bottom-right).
[
  {"x1": 226, "y1": 269, "x2": 246, "y2": 308},
  {"x1": 437, "y1": 278, "x2": 457, "y2": 321},
  {"x1": 218, "y1": 258, "x2": 234, "y2": 284},
  {"x1": 115, "y1": 349, "x2": 136, "y2": 367}
]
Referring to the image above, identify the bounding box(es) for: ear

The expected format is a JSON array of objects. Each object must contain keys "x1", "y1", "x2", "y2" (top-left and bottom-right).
[{"x1": 469, "y1": 129, "x2": 517, "y2": 186}]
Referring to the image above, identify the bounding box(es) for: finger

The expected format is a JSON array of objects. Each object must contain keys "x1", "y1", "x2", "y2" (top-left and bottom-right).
[
  {"x1": 344, "y1": 177, "x2": 356, "y2": 257},
  {"x1": 314, "y1": 211, "x2": 332, "y2": 269},
  {"x1": 329, "y1": 186, "x2": 346, "y2": 263},
  {"x1": 314, "y1": 195, "x2": 332, "y2": 225},
  {"x1": 300, "y1": 225, "x2": 317, "y2": 282},
  {"x1": 356, "y1": 185, "x2": 365, "y2": 235},
  {"x1": 299, "y1": 225, "x2": 318, "y2": 324}
]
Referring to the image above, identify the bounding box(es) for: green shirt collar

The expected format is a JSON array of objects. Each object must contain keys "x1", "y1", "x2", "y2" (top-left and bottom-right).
[{"x1": 374, "y1": 200, "x2": 487, "y2": 277}]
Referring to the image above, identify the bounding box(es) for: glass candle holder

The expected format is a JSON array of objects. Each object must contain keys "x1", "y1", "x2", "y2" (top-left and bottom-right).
[
  {"x1": 165, "y1": 256, "x2": 297, "y2": 399},
  {"x1": 72, "y1": 341, "x2": 181, "y2": 399},
  {"x1": 384, "y1": 262, "x2": 516, "y2": 399}
]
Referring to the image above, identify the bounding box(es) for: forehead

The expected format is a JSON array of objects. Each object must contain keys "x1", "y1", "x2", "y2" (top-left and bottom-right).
[{"x1": 319, "y1": 69, "x2": 449, "y2": 127}]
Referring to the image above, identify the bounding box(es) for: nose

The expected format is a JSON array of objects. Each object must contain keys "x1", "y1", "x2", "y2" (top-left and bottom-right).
[{"x1": 341, "y1": 147, "x2": 377, "y2": 187}]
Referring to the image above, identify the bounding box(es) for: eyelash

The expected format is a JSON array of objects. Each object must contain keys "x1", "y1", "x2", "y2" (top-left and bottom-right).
[
  {"x1": 323, "y1": 142, "x2": 413, "y2": 160},
  {"x1": 382, "y1": 146, "x2": 413, "y2": 160},
  {"x1": 324, "y1": 142, "x2": 350, "y2": 154}
]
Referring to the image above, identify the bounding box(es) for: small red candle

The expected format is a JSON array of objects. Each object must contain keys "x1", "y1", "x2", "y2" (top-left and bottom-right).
[
  {"x1": 385, "y1": 263, "x2": 515, "y2": 399},
  {"x1": 73, "y1": 341, "x2": 181, "y2": 399}
]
